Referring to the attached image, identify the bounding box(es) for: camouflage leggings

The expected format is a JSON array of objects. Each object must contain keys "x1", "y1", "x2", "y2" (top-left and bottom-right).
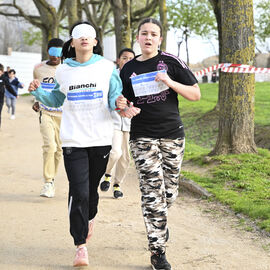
[{"x1": 130, "y1": 137, "x2": 185, "y2": 254}]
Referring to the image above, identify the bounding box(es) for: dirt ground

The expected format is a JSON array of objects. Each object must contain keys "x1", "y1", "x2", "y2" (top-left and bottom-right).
[{"x1": 0, "y1": 96, "x2": 270, "y2": 270}]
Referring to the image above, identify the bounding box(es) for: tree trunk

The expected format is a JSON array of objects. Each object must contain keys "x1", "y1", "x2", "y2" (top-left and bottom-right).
[
  {"x1": 209, "y1": 0, "x2": 222, "y2": 111},
  {"x1": 159, "y1": 0, "x2": 167, "y2": 51},
  {"x1": 210, "y1": 0, "x2": 257, "y2": 155},
  {"x1": 33, "y1": 0, "x2": 62, "y2": 60},
  {"x1": 67, "y1": 0, "x2": 79, "y2": 28},
  {"x1": 41, "y1": 26, "x2": 59, "y2": 60},
  {"x1": 83, "y1": 0, "x2": 112, "y2": 53},
  {"x1": 185, "y1": 32, "x2": 189, "y2": 66},
  {"x1": 110, "y1": 0, "x2": 131, "y2": 56}
]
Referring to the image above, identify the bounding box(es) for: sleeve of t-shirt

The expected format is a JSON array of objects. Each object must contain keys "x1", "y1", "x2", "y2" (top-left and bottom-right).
[
  {"x1": 170, "y1": 59, "x2": 198, "y2": 86},
  {"x1": 120, "y1": 64, "x2": 134, "y2": 102},
  {"x1": 18, "y1": 81, "x2": 24, "y2": 89},
  {"x1": 108, "y1": 67, "x2": 123, "y2": 110},
  {"x1": 31, "y1": 80, "x2": 66, "y2": 108}
]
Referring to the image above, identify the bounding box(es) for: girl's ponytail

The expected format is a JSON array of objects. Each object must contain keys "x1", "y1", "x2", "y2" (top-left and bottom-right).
[
  {"x1": 93, "y1": 38, "x2": 103, "y2": 56},
  {"x1": 61, "y1": 39, "x2": 75, "y2": 60}
]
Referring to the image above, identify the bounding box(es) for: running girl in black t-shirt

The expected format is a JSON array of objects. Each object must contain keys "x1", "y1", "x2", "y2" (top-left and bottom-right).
[{"x1": 119, "y1": 18, "x2": 201, "y2": 270}]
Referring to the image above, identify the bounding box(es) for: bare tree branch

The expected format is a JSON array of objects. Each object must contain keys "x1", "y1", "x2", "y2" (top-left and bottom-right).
[
  {"x1": 33, "y1": 0, "x2": 55, "y2": 16},
  {"x1": 0, "y1": 3, "x2": 43, "y2": 28},
  {"x1": 131, "y1": 0, "x2": 156, "y2": 20},
  {"x1": 87, "y1": 0, "x2": 104, "y2": 4},
  {"x1": 99, "y1": 1, "x2": 112, "y2": 26},
  {"x1": 58, "y1": 0, "x2": 67, "y2": 19}
]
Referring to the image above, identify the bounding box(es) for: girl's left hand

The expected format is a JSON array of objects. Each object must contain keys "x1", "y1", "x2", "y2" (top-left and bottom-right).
[
  {"x1": 116, "y1": 95, "x2": 127, "y2": 110},
  {"x1": 155, "y1": 72, "x2": 172, "y2": 87},
  {"x1": 119, "y1": 106, "x2": 141, "y2": 119}
]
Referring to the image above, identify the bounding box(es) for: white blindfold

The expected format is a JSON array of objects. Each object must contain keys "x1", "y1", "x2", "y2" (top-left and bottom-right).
[{"x1": 71, "y1": 24, "x2": 96, "y2": 39}]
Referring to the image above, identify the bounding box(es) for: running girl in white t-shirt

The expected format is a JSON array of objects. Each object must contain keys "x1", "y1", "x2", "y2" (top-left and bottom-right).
[{"x1": 28, "y1": 21, "x2": 132, "y2": 267}]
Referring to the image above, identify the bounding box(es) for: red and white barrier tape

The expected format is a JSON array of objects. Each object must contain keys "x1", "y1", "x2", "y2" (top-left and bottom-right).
[{"x1": 194, "y1": 63, "x2": 270, "y2": 77}]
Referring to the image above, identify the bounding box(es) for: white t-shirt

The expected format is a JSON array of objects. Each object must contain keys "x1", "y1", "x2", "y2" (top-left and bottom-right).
[{"x1": 55, "y1": 58, "x2": 115, "y2": 147}]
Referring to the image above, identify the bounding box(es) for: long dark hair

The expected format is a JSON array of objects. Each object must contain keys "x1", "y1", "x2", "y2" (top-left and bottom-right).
[{"x1": 62, "y1": 21, "x2": 103, "y2": 60}]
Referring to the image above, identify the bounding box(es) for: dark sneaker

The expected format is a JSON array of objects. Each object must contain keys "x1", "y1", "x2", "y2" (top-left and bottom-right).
[
  {"x1": 100, "y1": 175, "x2": 111, "y2": 191},
  {"x1": 165, "y1": 228, "x2": 169, "y2": 242},
  {"x1": 151, "y1": 252, "x2": 171, "y2": 270},
  {"x1": 113, "y1": 184, "x2": 123, "y2": 199}
]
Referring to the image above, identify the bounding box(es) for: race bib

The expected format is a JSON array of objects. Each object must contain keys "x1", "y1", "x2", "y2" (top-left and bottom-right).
[{"x1": 131, "y1": 70, "x2": 168, "y2": 97}]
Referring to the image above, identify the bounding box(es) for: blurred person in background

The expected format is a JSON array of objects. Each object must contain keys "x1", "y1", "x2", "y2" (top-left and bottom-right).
[
  {"x1": 5, "y1": 69, "x2": 24, "y2": 120},
  {"x1": 32, "y1": 38, "x2": 64, "y2": 198},
  {"x1": 100, "y1": 48, "x2": 135, "y2": 199},
  {"x1": 0, "y1": 63, "x2": 17, "y2": 129}
]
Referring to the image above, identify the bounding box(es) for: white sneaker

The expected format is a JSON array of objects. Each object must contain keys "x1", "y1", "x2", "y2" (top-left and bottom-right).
[
  {"x1": 10, "y1": 115, "x2": 15, "y2": 120},
  {"x1": 40, "y1": 181, "x2": 55, "y2": 198},
  {"x1": 73, "y1": 246, "x2": 89, "y2": 267}
]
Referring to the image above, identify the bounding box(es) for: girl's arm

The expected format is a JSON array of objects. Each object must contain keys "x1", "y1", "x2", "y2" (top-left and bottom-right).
[
  {"x1": 108, "y1": 67, "x2": 126, "y2": 110},
  {"x1": 155, "y1": 72, "x2": 201, "y2": 101},
  {"x1": 18, "y1": 81, "x2": 24, "y2": 89},
  {"x1": 108, "y1": 68, "x2": 141, "y2": 117},
  {"x1": 28, "y1": 79, "x2": 66, "y2": 107}
]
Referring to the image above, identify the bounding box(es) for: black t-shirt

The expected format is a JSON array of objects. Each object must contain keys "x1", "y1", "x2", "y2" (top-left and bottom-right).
[{"x1": 120, "y1": 51, "x2": 198, "y2": 140}]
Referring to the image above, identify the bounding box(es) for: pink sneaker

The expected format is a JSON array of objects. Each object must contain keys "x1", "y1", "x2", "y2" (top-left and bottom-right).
[
  {"x1": 86, "y1": 219, "x2": 94, "y2": 243},
  {"x1": 73, "y1": 246, "x2": 89, "y2": 267}
]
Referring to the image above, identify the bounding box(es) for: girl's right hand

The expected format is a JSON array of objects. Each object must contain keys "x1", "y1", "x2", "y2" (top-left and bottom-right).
[{"x1": 28, "y1": 79, "x2": 40, "y2": 92}]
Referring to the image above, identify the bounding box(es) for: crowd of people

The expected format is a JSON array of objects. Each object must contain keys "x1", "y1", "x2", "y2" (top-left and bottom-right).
[{"x1": 3, "y1": 17, "x2": 201, "y2": 270}]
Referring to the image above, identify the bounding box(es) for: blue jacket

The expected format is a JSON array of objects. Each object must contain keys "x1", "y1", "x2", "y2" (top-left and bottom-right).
[
  {"x1": 5, "y1": 77, "x2": 23, "y2": 99},
  {"x1": 0, "y1": 74, "x2": 17, "y2": 101}
]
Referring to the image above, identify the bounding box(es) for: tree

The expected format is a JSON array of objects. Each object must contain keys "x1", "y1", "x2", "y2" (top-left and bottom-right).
[
  {"x1": 23, "y1": 26, "x2": 42, "y2": 47},
  {"x1": 210, "y1": 0, "x2": 257, "y2": 155},
  {"x1": 168, "y1": 0, "x2": 216, "y2": 65},
  {"x1": 0, "y1": 0, "x2": 67, "y2": 60},
  {"x1": 0, "y1": 16, "x2": 30, "y2": 54},
  {"x1": 159, "y1": 0, "x2": 168, "y2": 50},
  {"x1": 110, "y1": 0, "x2": 132, "y2": 53},
  {"x1": 66, "y1": 0, "x2": 81, "y2": 27},
  {"x1": 254, "y1": 0, "x2": 270, "y2": 52},
  {"x1": 83, "y1": 0, "x2": 112, "y2": 51},
  {"x1": 208, "y1": 0, "x2": 222, "y2": 62},
  {"x1": 109, "y1": 0, "x2": 158, "y2": 56}
]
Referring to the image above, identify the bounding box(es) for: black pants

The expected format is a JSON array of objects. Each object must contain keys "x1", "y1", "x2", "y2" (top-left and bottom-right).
[
  {"x1": 0, "y1": 98, "x2": 4, "y2": 127},
  {"x1": 63, "y1": 145, "x2": 111, "y2": 246}
]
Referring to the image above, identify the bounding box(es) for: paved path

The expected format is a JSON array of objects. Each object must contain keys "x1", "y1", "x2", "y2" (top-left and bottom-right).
[{"x1": 0, "y1": 96, "x2": 270, "y2": 270}]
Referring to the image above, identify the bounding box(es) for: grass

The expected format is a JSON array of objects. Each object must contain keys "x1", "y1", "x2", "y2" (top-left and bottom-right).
[
  {"x1": 179, "y1": 82, "x2": 270, "y2": 233},
  {"x1": 254, "y1": 82, "x2": 270, "y2": 125}
]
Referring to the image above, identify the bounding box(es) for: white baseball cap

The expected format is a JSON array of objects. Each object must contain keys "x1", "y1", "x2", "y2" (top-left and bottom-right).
[{"x1": 71, "y1": 24, "x2": 96, "y2": 39}]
